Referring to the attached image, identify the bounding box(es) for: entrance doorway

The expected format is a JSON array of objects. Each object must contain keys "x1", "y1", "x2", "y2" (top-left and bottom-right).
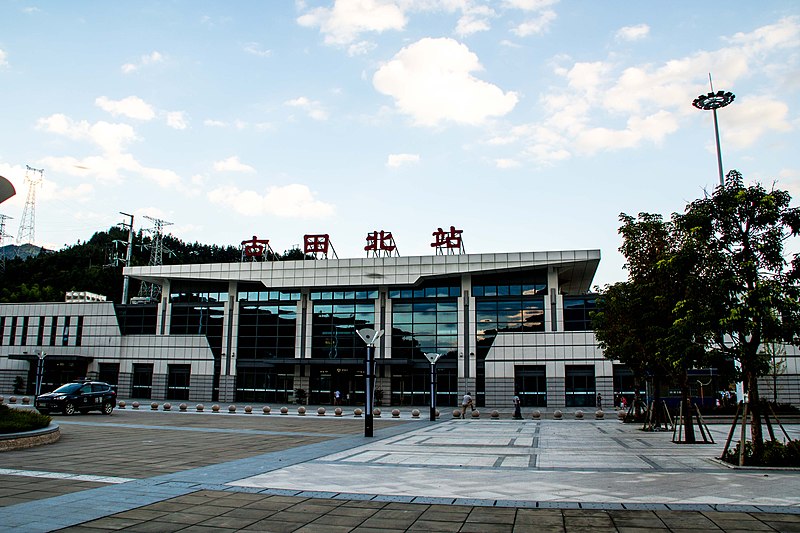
[{"x1": 309, "y1": 366, "x2": 361, "y2": 405}]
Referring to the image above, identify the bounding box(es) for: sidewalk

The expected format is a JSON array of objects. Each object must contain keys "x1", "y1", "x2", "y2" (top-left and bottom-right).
[{"x1": 0, "y1": 409, "x2": 798, "y2": 532}]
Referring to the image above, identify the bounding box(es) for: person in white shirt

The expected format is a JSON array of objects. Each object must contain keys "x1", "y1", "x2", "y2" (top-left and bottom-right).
[{"x1": 461, "y1": 392, "x2": 473, "y2": 419}]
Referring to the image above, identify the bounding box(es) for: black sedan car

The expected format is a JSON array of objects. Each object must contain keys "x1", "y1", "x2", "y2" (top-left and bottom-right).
[{"x1": 35, "y1": 380, "x2": 117, "y2": 415}]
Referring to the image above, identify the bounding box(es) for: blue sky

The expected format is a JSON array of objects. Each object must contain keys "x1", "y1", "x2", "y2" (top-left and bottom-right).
[{"x1": 0, "y1": 1, "x2": 798, "y2": 287}]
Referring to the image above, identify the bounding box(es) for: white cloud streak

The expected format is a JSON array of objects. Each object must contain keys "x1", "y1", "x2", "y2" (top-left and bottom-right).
[
  {"x1": 386, "y1": 153, "x2": 420, "y2": 167},
  {"x1": 207, "y1": 184, "x2": 335, "y2": 217},
  {"x1": 96, "y1": 96, "x2": 156, "y2": 121}
]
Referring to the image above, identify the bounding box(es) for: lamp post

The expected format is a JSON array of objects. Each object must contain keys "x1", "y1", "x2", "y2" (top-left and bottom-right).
[
  {"x1": 35, "y1": 350, "x2": 47, "y2": 397},
  {"x1": 424, "y1": 352, "x2": 444, "y2": 421},
  {"x1": 692, "y1": 74, "x2": 735, "y2": 187},
  {"x1": 357, "y1": 328, "x2": 384, "y2": 438}
]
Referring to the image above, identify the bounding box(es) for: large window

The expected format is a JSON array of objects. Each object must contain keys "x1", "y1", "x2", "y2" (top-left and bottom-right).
[
  {"x1": 115, "y1": 305, "x2": 157, "y2": 335},
  {"x1": 310, "y1": 290, "x2": 376, "y2": 360},
  {"x1": 170, "y1": 290, "x2": 226, "y2": 356},
  {"x1": 474, "y1": 272, "x2": 547, "y2": 361},
  {"x1": 389, "y1": 283, "x2": 460, "y2": 362},
  {"x1": 238, "y1": 298, "x2": 298, "y2": 359},
  {"x1": 563, "y1": 295, "x2": 597, "y2": 331},
  {"x1": 515, "y1": 365, "x2": 547, "y2": 407},
  {"x1": 565, "y1": 365, "x2": 596, "y2": 407}
]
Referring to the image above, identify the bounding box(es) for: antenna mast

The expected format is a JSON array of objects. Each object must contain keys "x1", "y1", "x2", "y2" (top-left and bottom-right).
[
  {"x1": 138, "y1": 215, "x2": 173, "y2": 301},
  {"x1": 16, "y1": 166, "x2": 43, "y2": 244}
]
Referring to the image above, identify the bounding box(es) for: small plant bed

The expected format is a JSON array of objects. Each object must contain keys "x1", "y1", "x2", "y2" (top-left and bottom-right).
[
  {"x1": 0, "y1": 404, "x2": 52, "y2": 434},
  {"x1": 721, "y1": 439, "x2": 800, "y2": 467}
]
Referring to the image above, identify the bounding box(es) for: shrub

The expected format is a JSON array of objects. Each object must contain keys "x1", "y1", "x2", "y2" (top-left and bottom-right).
[
  {"x1": 0, "y1": 404, "x2": 52, "y2": 434},
  {"x1": 722, "y1": 439, "x2": 800, "y2": 467}
]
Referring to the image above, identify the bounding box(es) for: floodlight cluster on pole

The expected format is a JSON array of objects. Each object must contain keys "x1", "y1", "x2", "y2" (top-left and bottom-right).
[{"x1": 692, "y1": 74, "x2": 735, "y2": 187}]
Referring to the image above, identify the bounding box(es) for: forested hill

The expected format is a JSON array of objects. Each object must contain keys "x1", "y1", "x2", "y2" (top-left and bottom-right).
[{"x1": 0, "y1": 227, "x2": 304, "y2": 304}]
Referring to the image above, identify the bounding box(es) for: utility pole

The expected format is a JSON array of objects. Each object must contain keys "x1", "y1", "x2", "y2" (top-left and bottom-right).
[
  {"x1": 17, "y1": 166, "x2": 43, "y2": 245},
  {"x1": 0, "y1": 214, "x2": 12, "y2": 272},
  {"x1": 119, "y1": 212, "x2": 134, "y2": 304}
]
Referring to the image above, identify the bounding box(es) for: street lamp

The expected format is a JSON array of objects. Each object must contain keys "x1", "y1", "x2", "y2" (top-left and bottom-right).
[
  {"x1": 424, "y1": 352, "x2": 444, "y2": 421},
  {"x1": 35, "y1": 350, "x2": 47, "y2": 397},
  {"x1": 357, "y1": 327, "x2": 384, "y2": 438},
  {"x1": 692, "y1": 74, "x2": 735, "y2": 187}
]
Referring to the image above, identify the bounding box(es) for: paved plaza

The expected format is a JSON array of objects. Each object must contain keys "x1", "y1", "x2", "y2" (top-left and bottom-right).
[{"x1": 0, "y1": 406, "x2": 799, "y2": 532}]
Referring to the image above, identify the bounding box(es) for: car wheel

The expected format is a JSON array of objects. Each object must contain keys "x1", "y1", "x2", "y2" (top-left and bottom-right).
[
  {"x1": 63, "y1": 402, "x2": 76, "y2": 416},
  {"x1": 102, "y1": 402, "x2": 114, "y2": 415}
]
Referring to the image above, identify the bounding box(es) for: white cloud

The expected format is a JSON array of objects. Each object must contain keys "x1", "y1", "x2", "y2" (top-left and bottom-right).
[
  {"x1": 455, "y1": 5, "x2": 496, "y2": 36},
  {"x1": 0, "y1": 49, "x2": 7, "y2": 68},
  {"x1": 615, "y1": 24, "x2": 650, "y2": 42},
  {"x1": 500, "y1": 17, "x2": 800, "y2": 164},
  {"x1": 297, "y1": 0, "x2": 406, "y2": 46},
  {"x1": 166, "y1": 111, "x2": 188, "y2": 130},
  {"x1": 495, "y1": 158, "x2": 521, "y2": 169},
  {"x1": 373, "y1": 37, "x2": 518, "y2": 127},
  {"x1": 213, "y1": 156, "x2": 256, "y2": 173},
  {"x1": 36, "y1": 113, "x2": 182, "y2": 189},
  {"x1": 721, "y1": 95, "x2": 790, "y2": 148},
  {"x1": 511, "y1": 9, "x2": 556, "y2": 36},
  {"x1": 204, "y1": 119, "x2": 227, "y2": 127},
  {"x1": 121, "y1": 51, "x2": 164, "y2": 74},
  {"x1": 386, "y1": 153, "x2": 420, "y2": 167},
  {"x1": 284, "y1": 97, "x2": 329, "y2": 121},
  {"x1": 503, "y1": 0, "x2": 560, "y2": 10},
  {"x1": 37, "y1": 114, "x2": 137, "y2": 154},
  {"x1": 95, "y1": 96, "x2": 156, "y2": 121},
  {"x1": 243, "y1": 42, "x2": 272, "y2": 57},
  {"x1": 207, "y1": 184, "x2": 335, "y2": 218}
]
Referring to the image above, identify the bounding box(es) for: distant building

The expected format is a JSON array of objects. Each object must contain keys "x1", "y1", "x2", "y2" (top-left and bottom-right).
[
  {"x1": 1, "y1": 249, "x2": 798, "y2": 408},
  {"x1": 65, "y1": 291, "x2": 107, "y2": 303}
]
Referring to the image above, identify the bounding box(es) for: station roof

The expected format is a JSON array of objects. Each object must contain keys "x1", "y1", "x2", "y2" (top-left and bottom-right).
[{"x1": 126, "y1": 249, "x2": 601, "y2": 295}]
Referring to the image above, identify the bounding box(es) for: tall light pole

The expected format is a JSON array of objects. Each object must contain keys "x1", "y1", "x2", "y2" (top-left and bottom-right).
[
  {"x1": 424, "y1": 352, "x2": 444, "y2": 421},
  {"x1": 692, "y1": 74, "x2": 735, "y2": 187},
  {"x1": 357, "y1": 328, "x2": 384, "y2": 438},
  {"x1": 35, "y1": 350, "x2": 47, "y2": 397}
]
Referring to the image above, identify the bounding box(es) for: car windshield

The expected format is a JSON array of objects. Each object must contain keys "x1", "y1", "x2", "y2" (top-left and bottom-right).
[{"x1": 52, "y1": 383, "x2": 82, "y2": 394}]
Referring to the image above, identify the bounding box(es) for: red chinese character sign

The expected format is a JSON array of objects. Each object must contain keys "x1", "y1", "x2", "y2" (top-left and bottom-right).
[
  {"x1": 365, "y1": 230, "x2": 399, "y2": 257},
  {"x1": 431, "y1": 226, "x2": 465, "y2": 255},
  {"x1": 240, "y1": 236, "x2": 274, "y2": 262},
  {"x1": 304, "y1": 234, "x2": 338, "y2": 259}
]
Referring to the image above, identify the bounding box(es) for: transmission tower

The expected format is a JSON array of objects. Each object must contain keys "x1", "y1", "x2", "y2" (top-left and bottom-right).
[
  {"x1": 16, "y1": 165, "x2": 44, "y2": 245},
  {"x1": 0, "y1": 214, "x2": 13, "y2": 272},
  {"x1": 138, "y1": 215, "x2": 173, "y2": 301}
]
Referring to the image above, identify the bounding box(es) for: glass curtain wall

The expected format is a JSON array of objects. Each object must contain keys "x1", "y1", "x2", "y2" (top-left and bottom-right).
[
  {"x1": 169, "y1": 287, "x2": 227, "y2": 401},
  {"x1": 389, "y1": 283, "x2": 460, "y2": 406},
  {"x1": 474, "y1": 271, "x2": 547, "y2": 405},
  {"x1": 235, "y1": 288, "x2": 301, "y2": 403}
]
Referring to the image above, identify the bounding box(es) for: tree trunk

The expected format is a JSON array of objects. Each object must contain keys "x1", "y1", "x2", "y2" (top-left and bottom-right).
[
  {"x1": 680, "y1": 368, "x2": 696, "y2": 443},
  {"x1": 747, "y1": 369, "x2": 764, "y2": 457}
]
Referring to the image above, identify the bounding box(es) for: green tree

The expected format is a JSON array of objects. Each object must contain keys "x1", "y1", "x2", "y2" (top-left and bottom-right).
[
  {"x1": 594, "y1": 213, "x2": 719, "y2": 440},
  {"x1": 675, "y1": 170, "x2": 800, "y2": 454}
]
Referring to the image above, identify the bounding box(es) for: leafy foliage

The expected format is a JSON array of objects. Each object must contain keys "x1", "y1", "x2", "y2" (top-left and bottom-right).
[
  {"x1": 0, "y1": 227, "x2": 304, "y2": 303},
  {"x1": 0, "y1": 404, "x2": 52, "y2": 434}
]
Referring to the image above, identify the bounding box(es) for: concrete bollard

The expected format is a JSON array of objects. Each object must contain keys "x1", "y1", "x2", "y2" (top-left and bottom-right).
[
  {"x1": 411, "y1": 409, "x2": 420, "y2": 418},
  {"x1": 228, "y1": 405, "x2": 237, "y2": 413},
  {"x1": 317, "y1": 407, "x2": 326, "y2": 416},
  {"x1": 211, "y1": 404, "x2": 220, "y2": 413},
  {"x1": 575, "y1": 410, "x2": 584, "y2": 419},
  {"x1": 262, "y1": 406, "x2": 271, "y2": 415},
  {"x1": 118, "y1": 400, "x2": 126, "y2": 409},
  {"x1": 532, "y1": 410, "x2": 541, "y2": 419},
  {"x1": 391, "y1": 409, "x2": 400, "y2": 418},
  {"x1": 354, "y1": 408, "x2": 363, "y2": 417},
  {"x1": 132, "y1": 401, "x2": 140, "y2": 409},
  {"x1": 150, "y1": 402, "x2": 159, "y2": 411},
  {"x1": 334, "y1": 407, "x2": 343, "y2": 417},
  {"x1": 244, "y1": 405, "x2": 253, "y2": 414},
  {"x1": 179, "y1": 403, "x2": 187, "y2": 412},
  {"x1": 553, "y1": 410, "x2": 563, "y2": 420},
  {"x1": 297, "y1": 406, "x2": 306, "y2": 416},
  {"x1": 280, "y1": 406, "x2": 289, "y2": 415},
  {"x1": 196, "y1": 404, "x2": 205, "y2": 412},
  {"x1": 491, "y1": 410, "x2": 499, "y2": 419},
  {"x1": 163, "y1": 403, "x2": 171, "y2": 411}
]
